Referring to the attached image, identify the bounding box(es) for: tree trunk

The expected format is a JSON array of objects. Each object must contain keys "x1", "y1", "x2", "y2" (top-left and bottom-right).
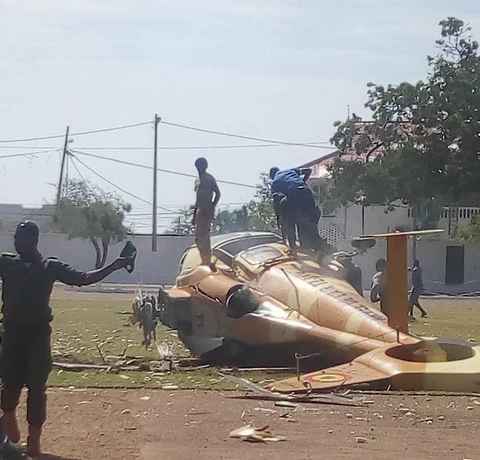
[
  {"x1": 100, "y1": 237, "x2": 110, "y2": 268},
  {"x1": 90, "y1": 237, "x2": 102, "y2": 269}
]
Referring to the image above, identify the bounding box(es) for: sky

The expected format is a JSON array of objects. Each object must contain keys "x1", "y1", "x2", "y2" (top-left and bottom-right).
[{"x1": 1, "y1": 0, "x2": 479, "y2": 231}]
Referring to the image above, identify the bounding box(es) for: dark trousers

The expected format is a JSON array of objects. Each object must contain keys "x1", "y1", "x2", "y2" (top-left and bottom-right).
[
  {"x1": 409, "y1": 289, "x2": 427, "y2": 317},
  {"x1": 289, "y1": 187, "x2": 320, "y2": 250},
  {"x1": 195, "y1": 207, "x2": 214, "y2": 265},
  {"x1": 0, "y1": 324, "x2": 51, "y2": 427}
]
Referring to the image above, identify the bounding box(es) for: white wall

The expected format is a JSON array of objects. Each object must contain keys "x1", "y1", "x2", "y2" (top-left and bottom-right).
[
  {"x1": 318, "y1": 204, "x2": 480, "y2": 292},
  {"x1": 0, "y1": 232, "x2": 193, "y2": 285}
]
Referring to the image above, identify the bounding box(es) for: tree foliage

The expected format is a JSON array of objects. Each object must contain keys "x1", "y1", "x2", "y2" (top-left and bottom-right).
[
  {"x1": 329, "y1": 17, "x2": 480, "y2": 228},
  {"x1": 168, "y1": 207, "x2": 196, "y2": 235},
  {"x1": 54, "y1": 179, "x2": 132, "y2": 268},
  {"x1": 457, "y1": 215, "x2": 480, "y2": 244}
]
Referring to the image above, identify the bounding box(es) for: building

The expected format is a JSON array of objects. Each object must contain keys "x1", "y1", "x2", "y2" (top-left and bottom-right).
[
  {"x1": 0, "y1": 204, "x2": 55, "y2": 232},
  {"x1": 300, "y1": 152, "x2": 480, "y2": 293}
]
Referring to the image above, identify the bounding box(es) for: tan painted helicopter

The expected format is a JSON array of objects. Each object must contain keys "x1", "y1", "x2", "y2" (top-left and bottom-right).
[{"x1": 157, "y1": 230, "x2": 480, "y2": 393}]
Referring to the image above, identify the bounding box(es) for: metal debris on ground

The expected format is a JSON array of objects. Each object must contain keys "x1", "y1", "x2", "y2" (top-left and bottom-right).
[
  {"x1": 229, "y1": 424, "x2": 287, "y2": 443},
  {"x1": 220, "y1": 373, "x2": 360, "y2": 406},
  {"x1": 355, "y1": 436, "x2": 368, "y2": 444},
  {"x1": 274, "y1": 401, "x2": 298, "y2": 409}
]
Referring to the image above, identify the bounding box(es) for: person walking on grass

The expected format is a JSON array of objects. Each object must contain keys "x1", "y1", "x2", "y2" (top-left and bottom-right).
[{"x1": 409, "y1": 259, "x2": 427, "y2": 320}]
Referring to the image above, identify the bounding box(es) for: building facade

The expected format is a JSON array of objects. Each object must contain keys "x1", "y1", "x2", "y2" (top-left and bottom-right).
[{"x1": 301, "y1": 154, "x2": 480, "y2": 293}]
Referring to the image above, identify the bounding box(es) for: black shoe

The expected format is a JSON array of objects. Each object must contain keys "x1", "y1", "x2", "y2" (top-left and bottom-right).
[{"x1": 0, "y1": 441, "x2": 25, "y2": 460}]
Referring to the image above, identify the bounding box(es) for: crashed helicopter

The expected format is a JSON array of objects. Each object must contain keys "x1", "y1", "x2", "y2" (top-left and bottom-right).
[{"x1": 156, "y1": 230, "x2": 480, "y2": 393}]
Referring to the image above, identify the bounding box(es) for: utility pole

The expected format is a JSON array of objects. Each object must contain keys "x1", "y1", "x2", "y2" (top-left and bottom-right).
[
  {"x1": 152, "y1": 114, "x2": 160, "y2": 252},
  {"x1": 56, "y1": 125, "x2": 70, "y2": 210}
]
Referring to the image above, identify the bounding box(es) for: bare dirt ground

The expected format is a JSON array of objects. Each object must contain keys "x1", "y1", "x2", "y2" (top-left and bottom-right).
[
  {"x1": 11, "y1": 289, "x2": 477, "y2": 459},
  {"x1": 13, "y1": 389, "x2": 480, "y2": 460}
]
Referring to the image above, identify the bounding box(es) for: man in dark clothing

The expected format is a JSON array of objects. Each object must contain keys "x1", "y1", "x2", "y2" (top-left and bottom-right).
[
  {"x1": 193, "y1": 158, "x2": 221, "y2": 268},
  {"x1": 370, "y1": 258, "x2": 386, "y2": 314},
  {"x1": 269, "y1": 167, "x2": 320, "y2": 251},
  {"x1": 409, "y1": 259, "x2": 427, "y2": 319},
  {"x1": 0, "y1": 221, "x2": 130, "y2": 457}
]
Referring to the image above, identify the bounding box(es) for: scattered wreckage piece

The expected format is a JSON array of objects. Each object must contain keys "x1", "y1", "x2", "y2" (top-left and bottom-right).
[
  {"x1": 220, "y1": 373, "x2": 360, "y2": 406},
  {"x1": 229, "y1": 424, "x2": 286, "y2": 443}
]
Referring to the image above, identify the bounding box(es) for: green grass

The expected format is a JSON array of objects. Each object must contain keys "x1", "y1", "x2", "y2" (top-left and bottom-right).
[
  {"x1": 409, "y1": 297, "x2": 480, "y2": 341},
  {"x1": 47, "y1": 288, "x2": 480, "y2": 389}
]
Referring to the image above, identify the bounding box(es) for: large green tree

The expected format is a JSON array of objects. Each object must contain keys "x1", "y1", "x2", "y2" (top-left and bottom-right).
[
  {"x1": 329, "y1": 17, "x2": 480, "y2": 228},
  {"x1": 54, "y1": 180, "x2": 132, "y2": 268}
]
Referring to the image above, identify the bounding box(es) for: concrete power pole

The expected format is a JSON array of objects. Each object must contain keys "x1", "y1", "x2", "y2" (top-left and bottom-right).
[
  {"x1": 152, "y1": 114, "x2": 160, "y2": 252},
  {"x1": 56, "y1": 125, "x2": 70, "y2": 210}
]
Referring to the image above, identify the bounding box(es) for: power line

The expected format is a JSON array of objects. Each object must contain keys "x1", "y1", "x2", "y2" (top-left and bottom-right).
[
  {"x1": 67, "y1": 142, "x2": 334, "y2": 151},
  {"x1": 0, "y1": 120, "x2": 152, "y2": 144},
  {"x1": 69, "y1": 155, "x2": 89, "y2": 184},
  {"x1": 0, "y1": 142, "x2": 335, "y2": 151},
  {"x1": 0, "y1": 145, "x2": 60, "y2": 150},
  {"x1": 71, "y1": 121, "x2": 152, "y2": 137},
  {"x1": 160, "y1": 119, "x2": 332, "y2": 149},
  {"x1": 0, "y1": 149, "x2": 60, "y2": 159},
  {"x1": 70, "y1": 154, "x2": 154, "y2": 207},
  {"x1": 71, "y1": 149, "x2": 258, "y2": 189}
]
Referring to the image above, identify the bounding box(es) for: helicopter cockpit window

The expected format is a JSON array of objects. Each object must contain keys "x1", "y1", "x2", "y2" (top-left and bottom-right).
[
  {"x1": 214, "y1": 235, "x2": 282, "y2": 267},
  {"x1": 240, "y1": 245, "x2": 284, "y2": 265}
]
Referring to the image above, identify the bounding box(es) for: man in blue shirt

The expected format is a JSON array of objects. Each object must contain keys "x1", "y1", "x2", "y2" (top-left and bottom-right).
[{"x1": 269, "y1": 167, "x2": 320, "y2": 251}]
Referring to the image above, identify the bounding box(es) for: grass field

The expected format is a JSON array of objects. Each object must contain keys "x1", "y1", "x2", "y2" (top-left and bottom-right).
[{"x1": 47, "y1": 287, "x2": 480, "y2": 389}]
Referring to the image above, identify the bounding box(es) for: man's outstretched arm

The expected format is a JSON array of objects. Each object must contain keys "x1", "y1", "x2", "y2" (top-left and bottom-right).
[{"x1": 54, "y1": 258, "x2": 129, "y2": 287}]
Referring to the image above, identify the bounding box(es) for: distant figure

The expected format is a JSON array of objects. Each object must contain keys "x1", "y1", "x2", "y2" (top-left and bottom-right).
[
  {"x1": 343, "y1": 258, "x2": 363, "y2": 297},
  {"x1": 193, "y1": 158, "x2": 221, "y2": 268},
  {"x1": 409, "y1": 259, "x2": 427, "y2": 319},
  {"x1": 370, "y1": 258, "x2": 386, "y2": 314},
  {"x1": 269, "y1": 166, "x2": 320, "y2": 252}
]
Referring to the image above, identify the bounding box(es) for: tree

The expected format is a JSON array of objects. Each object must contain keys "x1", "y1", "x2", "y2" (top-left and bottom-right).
[
  {"x1": 457, "y1": 215, "x2": 480, "y2": 244},
  {"x1": 329, "y1": 17, "x2": 480, "y2": 226},
  {"x1": 54, "y1": 180, "x2": 132, "y2": 268},
  {"x1": 168, "y1": 207, "x2": 196, "y2": 235}
]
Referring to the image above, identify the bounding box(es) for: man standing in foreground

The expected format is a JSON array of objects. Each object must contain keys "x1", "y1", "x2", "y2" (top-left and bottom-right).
[
  {"x1": 0, "y1": 221, "x2": 131, "y2": 457},
  {"x1": 193, "y1": 158, "x2": 221, "y2": 268},
  {"x1": 409, "y1": 259, "x2": 427, "y2": 319}
]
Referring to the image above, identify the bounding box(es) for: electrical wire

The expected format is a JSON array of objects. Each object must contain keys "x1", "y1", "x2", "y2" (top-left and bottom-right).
[
  {"x1": 0, "y1": 149, "x2": 60, "y2": 159},
  {"x1": 0, "y1": 145, "x2": 60, "y2": 150},
  {"x1": 71, "y1": 149, "x2": 258, "y2": 189},
  {"x1": 71, "y1": 121, "x2": 152, "y2": 137},
  {"x1": 70, "y1": 154, "x2": 154, "y2": 207},
  {"x1": 160, "y1": 119, "x2": 332, "y2": 149},
  {"x1": 68, "y1": 142, "x2": 334, "y2": 151},
  {"x1": 69, "y1": 155, "x2": 89, "y2": 184},
  {"x1": 0, "y1": 120, "x2": 152, "y2": 144}
]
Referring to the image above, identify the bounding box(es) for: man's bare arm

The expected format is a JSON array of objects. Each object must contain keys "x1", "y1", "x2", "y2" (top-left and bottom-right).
[{"x1": 212, "y1": 181, "x2": 221, "y2": 207}]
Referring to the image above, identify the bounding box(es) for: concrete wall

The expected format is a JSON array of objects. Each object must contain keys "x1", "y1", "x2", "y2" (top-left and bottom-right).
[
  {"x1": 350, "y1": 238, "x2": 480, "y2": 293},
  {"x1": 318, "y1": 204, "x2": 480, "y2": 293},
  {"x1": 0, "y1": 232, "x2": 193, "y2": 285}
]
